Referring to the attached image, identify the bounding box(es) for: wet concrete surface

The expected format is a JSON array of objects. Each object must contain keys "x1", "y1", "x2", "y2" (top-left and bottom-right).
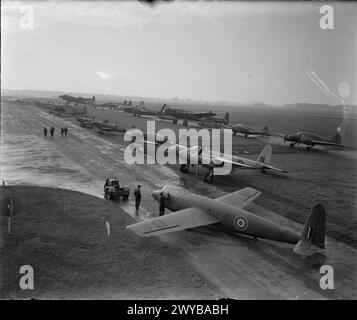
[{"x1": 1, "y1": 102, "x2": 356, "y2": 299}]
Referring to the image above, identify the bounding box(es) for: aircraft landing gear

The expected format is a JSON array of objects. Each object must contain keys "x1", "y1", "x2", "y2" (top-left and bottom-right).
[
  {"x1": 173, "y1": 119, "x2": 178, "y2": 125},
  {"x1": 261, "y1": 168, "x2": 267, "y2": 174},
  {"x1": 306, "y1": 146, "x2": 312, "y2": 151},
  {"x1": 203, "y1": 170, "x2": 214, "y2": 183},
  {"x1": 244, "y1": 134, "x2": 248, "y2": 139},
  {"x1": 182, "y1": 120, "x2": 188, "y2": 126},
  {"x1": 180, "y1": 164, "x2": 189, "y2": 173}
]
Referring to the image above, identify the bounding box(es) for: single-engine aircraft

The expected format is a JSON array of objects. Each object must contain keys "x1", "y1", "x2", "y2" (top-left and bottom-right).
[
  {"x1": 231, "y1": 124, "x2": 269, "y2": 138},
  {"x1": 277, "y1": 127, "x2": 345, "y2": 150},
  {"x1": 127, "y1": 185, "x2": 326, "y2": 256},
  {"x1": 59, "y1": 95, "x2": 95, "y2": 106}
]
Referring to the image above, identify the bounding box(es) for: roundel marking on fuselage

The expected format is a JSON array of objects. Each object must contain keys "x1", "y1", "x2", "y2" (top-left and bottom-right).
[{"x1": 233, "y1": 216, "x2": 248, "y2": 231}]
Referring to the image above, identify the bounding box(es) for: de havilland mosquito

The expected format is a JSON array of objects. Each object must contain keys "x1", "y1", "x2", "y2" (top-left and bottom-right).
[{"x1": 127, "y1": 185, "x2": 326, "y2": 256}]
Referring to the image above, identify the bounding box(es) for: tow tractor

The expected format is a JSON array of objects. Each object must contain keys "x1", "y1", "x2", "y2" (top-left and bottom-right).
[{"x1": 104, "y1": 178, "x2": 130, "y2": 200}]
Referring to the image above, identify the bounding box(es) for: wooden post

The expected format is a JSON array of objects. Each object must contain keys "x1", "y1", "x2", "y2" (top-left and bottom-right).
[{"x1": 8, "y1": 197, "x2": 14, "y2": 235}]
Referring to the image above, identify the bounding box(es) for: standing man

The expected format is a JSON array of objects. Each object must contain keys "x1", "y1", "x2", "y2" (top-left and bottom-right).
[
  {"x1": 61, "y1": 128, "x2": 64, "y2": 137},
  {"x1": 64, "y1": 127, "x2": 68, "y2": 137},
  {"x1": 43, "y1": 127, "x2": 48, "y2": 138},
  {"x1": 50, "y1": 126, "x2": 55, "y2": 137},
  {"x1": 159, "y1": 192, "x2": 169, "y2": 216},
  {"x1": 134, "y1": 185, "x2": 141, "y2": 215}
]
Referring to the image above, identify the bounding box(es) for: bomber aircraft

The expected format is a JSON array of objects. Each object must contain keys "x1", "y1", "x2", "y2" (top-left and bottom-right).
[
  {"x1": 76, "y1": 116, "x2": 95, "y2": 128},
  {"x1": 175, "y1": 144, "x2": 287, "y2": 183},
  {"x1": 59, "y1": 94, "x2": 95, "y2": 106},
  {"x1": 92, "y1": 120, "x2": 126, "y2": 134},
  {"x1": 278, "y1": 127, "x2": 345, "y2": 150},
  {"x1": 231, "y1": 124, "x2": 269, "y2": 138},
  {"x1": 127, "y1": 185, "x2": 326, "y2": 256}
]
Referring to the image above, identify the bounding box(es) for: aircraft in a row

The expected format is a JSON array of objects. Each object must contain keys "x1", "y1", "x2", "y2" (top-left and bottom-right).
[
  {"x1": 277, "y1": 127, "x2": 345, "y2": 150},
  {"x1": 59, "y1": 94, "x2": 95, "y2": 106},
  {"x1": 127, "y1": 185, "x2": 326, "y2": 256}
]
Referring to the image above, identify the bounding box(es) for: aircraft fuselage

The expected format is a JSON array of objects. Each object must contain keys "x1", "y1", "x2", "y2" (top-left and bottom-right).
[{"x1": 152, "y1": 186, "x2": 300, "y2": 244}]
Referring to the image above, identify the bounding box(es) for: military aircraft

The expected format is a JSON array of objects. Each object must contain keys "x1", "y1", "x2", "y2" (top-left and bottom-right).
[
  {"x1": 159, "y1": 104, "x2": 217, "y2": 126},
  {"x1": 127, "y1": 185, "x2": 326, "y2": 256},
  {"x1": 176, "y1": 144, "x2": 286, "y2": 183},
  {"x1": 94, "y1": 102, "x2": 123, "y2": 110},
  {"x1": 59, "y1": 95, "x2": 95, "y2": 106},
  {"x1": 92, "y1": 121, "x2": 126, "y2": 134},
  {"x1": 231, "y1": 124, "x2": 269, "y2": 138},
  {"x1": 279, "y1": 128, "x2": 345, "y2": 150},
  {"x1": 76, "y1": 116, "x2": 95, "y2": 128}
]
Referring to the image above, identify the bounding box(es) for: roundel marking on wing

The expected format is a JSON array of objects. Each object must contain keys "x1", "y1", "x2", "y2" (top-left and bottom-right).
[{"x1": 233, "y1": 216, "x2": 248, "y2": 231}]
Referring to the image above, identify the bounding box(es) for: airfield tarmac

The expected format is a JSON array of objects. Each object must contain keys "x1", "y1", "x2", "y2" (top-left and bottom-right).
[{"x1": 1, "y1": 101, "x2": 357, "y2": 299}]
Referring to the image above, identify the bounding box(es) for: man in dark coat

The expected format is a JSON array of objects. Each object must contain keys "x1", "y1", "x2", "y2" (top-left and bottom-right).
[
  {"x1": 50, "y1": 126, "x2": 55, "y2": 137},
  {"x1": 43, "y1": 127, "x2": 48, "y2": 138},
  {"x1": 134, "y1": 185, "x2": 141, "y2": 214}
]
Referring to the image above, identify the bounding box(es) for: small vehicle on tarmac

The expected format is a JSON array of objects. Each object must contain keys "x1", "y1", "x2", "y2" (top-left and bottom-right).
[{"x1": 104, "y1": 178, "x2": 130, "y2": 200}]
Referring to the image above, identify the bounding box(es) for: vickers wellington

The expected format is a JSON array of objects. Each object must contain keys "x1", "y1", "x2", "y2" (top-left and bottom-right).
[{"x1": 127, "y1": 185, "x2": 326, "y2": 256}]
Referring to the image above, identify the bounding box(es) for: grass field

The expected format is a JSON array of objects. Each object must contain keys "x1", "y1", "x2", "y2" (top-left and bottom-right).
[{"x1": 0, "y1": 186, "x2": 218, "y2": 299}]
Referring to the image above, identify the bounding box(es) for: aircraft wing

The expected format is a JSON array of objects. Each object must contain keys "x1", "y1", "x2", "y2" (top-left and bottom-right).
[
  {"x1": 309, "y1": 140, "x2": 345, "y2": 147},
  {"x1": 211, "y1": 156, "x2": 256, "y2": 169},
  {"x1": 216, "y1": 187, "x2": 261, "y2": 208},
  {"x1": 126, "y1": 207, "x2": 221, "y2": 237}
]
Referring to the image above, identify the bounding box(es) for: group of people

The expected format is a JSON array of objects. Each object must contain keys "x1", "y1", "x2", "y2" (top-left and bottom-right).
[
  {"x1": 43, "y1": 126, "x2": 68, "y2": 138},
  {"x1": 134, "y1": 185, "x2": 169, "y2": 217}
]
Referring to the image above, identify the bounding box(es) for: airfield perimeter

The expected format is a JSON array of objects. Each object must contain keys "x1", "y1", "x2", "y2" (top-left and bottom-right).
[{"x1": 1, "y1": 100, "x2": 357, "y2": 299}]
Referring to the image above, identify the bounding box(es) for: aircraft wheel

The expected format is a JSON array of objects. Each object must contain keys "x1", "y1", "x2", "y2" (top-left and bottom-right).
[
  {"x1": 180, "y1": 164, "x2": 189, "y2": 173},
  {"x1": 306, "y1": 146, "x2": 311, "y2": 151},
  {"x1": 183, "y1": 120, "x2": 188, "y2": 126},
  {"x1": 203, "y1": 171, "x2": 214, "y2": 183},
  {"x1": 244, "y1": 134, "x2": 248, "y2": 138},
  {"x1": 261, "y1": 168, "x2": 267, "y2": 174},
  {"x1": 289, "y1": 143, "x2": 294, "y2": 148},
  {"x1": 173, "y1": 119, "x2": 178, "y2": 125}
]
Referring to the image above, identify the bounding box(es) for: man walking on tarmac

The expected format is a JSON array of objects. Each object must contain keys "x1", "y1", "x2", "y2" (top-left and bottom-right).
[
  {"x1": 50, "y1": 126, "x2": 55, "y2": 138},
  {"x1": 43, "y1": 127, "x2": 48, "y2": 138},
  {"x1": 159, "y1": 192, "x2": 169, "y2": 216},
  {"x1": 134, "y1": 185, "x2": 141, "y2": 215}
]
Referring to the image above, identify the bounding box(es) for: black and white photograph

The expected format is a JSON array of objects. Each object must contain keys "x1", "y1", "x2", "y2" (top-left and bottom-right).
[{"x1": 1, "y1": 0, "x2": 356, "y2": 305}]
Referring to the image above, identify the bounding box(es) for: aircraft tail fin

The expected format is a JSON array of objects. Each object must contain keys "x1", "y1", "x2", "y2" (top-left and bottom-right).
[
  {"x1": 293, "y1": 204, "x2": 326, "y2": 256},
  {"x1": 262, "y1": 126, "x2": 269, "y2": 134},
  {"x1": 257, "y1": 144, "x2": 272, "y2": 164},
  {"x1": 160, "y1": 104, "x2": 168, "y2": 113}
]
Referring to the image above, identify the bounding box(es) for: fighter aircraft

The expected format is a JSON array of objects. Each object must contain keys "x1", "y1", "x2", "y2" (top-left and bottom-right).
[
  {"x1": 279, "y1": 128, "x2": 345, "y2": 150},
  {"x1": 59, "y1": 95, "x2": 95, "y2": 106},
  {"x1": 176, "y1": 144, "x2": 287, "y2": 183},
  {"x1": 127, "y1": 185, "x2": 326, "y2": 256},
  {"x1": 231, "y1": 124, "x2": 269, "y2": 138},
  {"x1": 159, "y1": 104, "x2": 217, "y2": 125}
]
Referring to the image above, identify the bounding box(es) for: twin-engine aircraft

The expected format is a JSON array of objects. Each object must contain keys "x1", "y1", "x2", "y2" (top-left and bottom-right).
[
  {"x1": 231, "y1": 124, "x2": 270, "y2": 138},
  {"x1": 278, "y1": 127, "x2": 345, "y2": 150},
  {"x1": 175, "y1": 144, "x2": 287, "y2": 183},
  {"x1": 59, "y1": 94, "x2": 95, "y2": 106},
  {"x1": 127, "y1": 185, "x2": 326, "y2": 256}
]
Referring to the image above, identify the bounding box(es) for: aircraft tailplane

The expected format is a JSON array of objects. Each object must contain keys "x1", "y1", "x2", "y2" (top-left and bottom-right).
[
  {"x1": 257, "y1": 144, "x2": 272, "y2": 164},
  {"x1": 293, "y1": 203, "x2": 326, "y2": 256}
]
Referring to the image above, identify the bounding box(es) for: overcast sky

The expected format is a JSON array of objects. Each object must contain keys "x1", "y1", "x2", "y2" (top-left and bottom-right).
[{"x1": 2, "y1": 1, "x2": 356, "y2": 105}]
